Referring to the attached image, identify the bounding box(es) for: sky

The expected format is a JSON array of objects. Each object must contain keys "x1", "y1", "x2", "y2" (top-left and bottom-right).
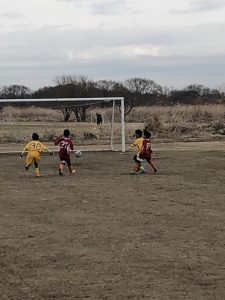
[{"x1": 0, "y1": 0, "x2": 225, "y2": 90}]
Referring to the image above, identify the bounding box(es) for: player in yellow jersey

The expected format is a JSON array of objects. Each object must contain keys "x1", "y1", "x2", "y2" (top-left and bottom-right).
[
  {"x1": 20, "y1": 132, "x2": 53, "y2": 177},
  {"x1": 130, "y1": 129, "x2": 145, "y2": 174}
]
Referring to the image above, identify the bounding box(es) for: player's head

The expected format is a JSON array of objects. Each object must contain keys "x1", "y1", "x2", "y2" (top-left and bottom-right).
[
  {"x1": 32, "y1": 132, "x2": 39, "y2": 141},
  {"x1": 143, "y1": 129, "x2": 151, "y2": 139},
  {"x1": 135, "y1": 129, "x2": 142, "y2": 138},
  {"x1": 63, "y1": 129, "x2": 70, "y2": 137}
]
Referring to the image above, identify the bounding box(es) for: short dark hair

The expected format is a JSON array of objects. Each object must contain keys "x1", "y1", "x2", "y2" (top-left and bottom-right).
[
  {"x1": 32, "y1": 132, "x2": 39, "y2": 140},
  {"x1": 135, "y1": 129, "x2": 142, "y2": 137},
  {"x1": 144, "y1": 129, "x2": 151, "y2": 139},
  {"x1": 63, "y1": 129, "x2": 70, "y2": 137}
]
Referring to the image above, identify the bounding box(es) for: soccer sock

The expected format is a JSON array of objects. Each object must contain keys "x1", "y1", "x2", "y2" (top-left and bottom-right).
[
  {"x1": 140, "y1": 165, "x2": 145, "y2": 171},
  {"x1": 35, "y1": 167, "x2": 40, "y2": 177}
]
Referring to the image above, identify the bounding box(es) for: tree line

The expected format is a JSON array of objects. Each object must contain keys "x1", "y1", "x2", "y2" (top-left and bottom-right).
[{"x1": 0, "y1": 76, "x2": 224, "y2": 121}]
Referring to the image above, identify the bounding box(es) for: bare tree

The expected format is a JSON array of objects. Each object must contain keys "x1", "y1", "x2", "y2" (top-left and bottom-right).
[
  {"x1": 57, "y1": 107, "x2": 74, "y2": 122},
  {"x1": 125, "y1": 78, "x2": 162, "y2": 96},
  {"x1": 0, "y1": 85, "x2": 31, "y2": 99}
]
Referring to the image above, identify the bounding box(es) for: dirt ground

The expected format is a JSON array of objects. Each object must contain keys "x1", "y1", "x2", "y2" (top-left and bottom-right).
[{"x1": 0, "y1": 143, "x2": 225, "y2": 299}]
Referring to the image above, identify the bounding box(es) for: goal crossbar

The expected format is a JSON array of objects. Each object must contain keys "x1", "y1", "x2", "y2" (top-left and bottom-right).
[
  {"x1": 0, "y1": 97, "x2": 126, "y2": 152},
  {"x1": 0, "y1": 97, "x2": 123, "y2": 103}
]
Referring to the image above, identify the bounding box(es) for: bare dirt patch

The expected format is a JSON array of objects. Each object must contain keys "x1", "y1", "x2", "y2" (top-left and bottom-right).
[{"x1": 0, "y1": 144, "x2": 225, "y2": 299}]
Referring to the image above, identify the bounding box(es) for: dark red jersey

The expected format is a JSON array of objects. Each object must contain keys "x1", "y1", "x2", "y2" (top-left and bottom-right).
[
  {"x1": 140, "y1": 138, "x2": 152, "y2": 157},
  {"x1": 54, "y1": 137, "x2": 74, "y2": 156}
]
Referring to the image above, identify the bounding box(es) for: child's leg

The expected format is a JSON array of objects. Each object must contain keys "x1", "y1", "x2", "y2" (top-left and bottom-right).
[
  {"x1": 146, "y1": 157, "x2": 157, "y2": 173},
  {"x1": 25, "y1": 164, "x2": 30, "y2": 171},
  {"x1": 133, "y1": 154, "x2": 141, "y2": 171},
  {"x1": 67, "y1": 158, "x2": 75, "y2": 175},
  {"x1": 150, "y1": 160, "x2": 157, "y2": 173},
  {"x1": 68, "y1": 166, "x2": 76, "y2": 174},
  {"x1": 59, "y1": 161, "x2": 65, "y2": 176},
  {"x1": 34, "y1": 160, "x2": 40, "y2": 177},
  {"x1": 25, "y1": 153, "x2": 32, "y2": 170}
]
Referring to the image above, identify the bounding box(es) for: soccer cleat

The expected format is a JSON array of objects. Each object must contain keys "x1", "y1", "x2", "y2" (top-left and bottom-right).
[
  {"x1": 59, "y1": 169, "x2": 63, "y2": 176},
  {"x1": 70, "y1": 170, "x2": 76, "y2": 175},
  {"x1": 154, "y1": 169, "x2": 158, "y2": 173},
  {"x1": 136, "y1": 169, "x2": 145, "y2": 175},
  {"x1": 130, "y1": 170, "x2": 136, "y2": 175}
]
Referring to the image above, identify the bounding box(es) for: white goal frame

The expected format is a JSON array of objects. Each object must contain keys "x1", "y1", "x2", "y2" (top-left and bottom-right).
[{"x1": 0, "y1": 97, "x2": 126, "y2": 152}]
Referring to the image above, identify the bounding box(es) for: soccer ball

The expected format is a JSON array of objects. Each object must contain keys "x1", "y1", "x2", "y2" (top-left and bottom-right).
[{"x1": 75, "y1": 150, "x2": 82, "y2": 158}]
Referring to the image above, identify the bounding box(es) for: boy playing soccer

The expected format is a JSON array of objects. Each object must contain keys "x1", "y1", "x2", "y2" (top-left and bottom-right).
[
  {"x1": 20, "y1": 132, "x2": 53, "y2": 177},
  {"x1": 54, "y1": 129, "x2": 75, "y2": 176},
  {"x1": 138, "y1": 129, "x2": 157, "y2": 174},
  {"x1": 130, "y1": 129, "x2": 144, "y2": 174}
]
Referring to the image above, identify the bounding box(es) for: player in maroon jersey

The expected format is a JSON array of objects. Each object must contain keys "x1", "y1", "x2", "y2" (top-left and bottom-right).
[
  {"x1": 138, "y1": 129, "x2": 157, "y2": 174},
  {"x1": 54, "y1": 129, "x2": 75, "y2": 176}
]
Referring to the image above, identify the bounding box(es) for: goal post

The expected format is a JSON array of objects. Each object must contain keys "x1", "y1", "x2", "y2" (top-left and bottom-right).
[{"x1": 0, "y1": 97, "x2": 126, "y2": 152}]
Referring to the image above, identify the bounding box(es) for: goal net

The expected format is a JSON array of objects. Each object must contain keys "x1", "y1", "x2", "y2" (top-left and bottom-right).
[{"x1": 0, "y1": 97, "x2": 125, "y2": 153}]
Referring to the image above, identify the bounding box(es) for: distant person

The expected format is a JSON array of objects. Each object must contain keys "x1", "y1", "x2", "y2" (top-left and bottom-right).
[
  {"x1": 20, "y1": 132, "x2": 53, "y2": 177},
  {"x1": 53, "y1": 129, "x2": 76, "y2": 176},
  {"x1": 96, "y1": 113, "x2": 102, "y2": 125}
]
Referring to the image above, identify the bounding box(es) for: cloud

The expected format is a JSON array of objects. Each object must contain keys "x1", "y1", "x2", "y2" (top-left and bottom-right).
[
  {"x1": 1, "y1": 51, "x2": 225, "y2": 89},
  {"x1": 0, "y1": 12, "x2": 24, "y2": 19},
  {"x1": 89, "y1": 0, "x2": 130, "y2": 15},
  {"x1": 171, "y1": 0, "x2": 225, "y2": 14},
  {"x1": 1, "y1": 20, "x2": 225, "y2": 89},
  {"x1": 57, "y1": 0, "x2": 84, "y2": 1},
  {"x1": 1, "y1": 23, "x2": 225, "y2": 64},
  {"x1": 56, "y1": 0, "x2": 131, "y2": 14}
]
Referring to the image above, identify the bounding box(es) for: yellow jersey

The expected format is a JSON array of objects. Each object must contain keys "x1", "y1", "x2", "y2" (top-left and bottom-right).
[
  {"x1": 131, "y1": 137, "x2": 144, "y2": 153},
  {"x1": 22, "y1": 141, "x2": 48, "y2": 156}
]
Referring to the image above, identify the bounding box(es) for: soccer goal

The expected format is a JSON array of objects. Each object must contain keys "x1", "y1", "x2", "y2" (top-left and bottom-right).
[{"x1": 0, "y1": 97, "x2": 126, "y2": 152}]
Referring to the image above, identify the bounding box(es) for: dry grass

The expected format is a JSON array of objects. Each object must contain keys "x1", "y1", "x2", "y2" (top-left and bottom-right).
[
  {"x1": 1, "y1": 106, "x2": 61, "y2": 122},
  {"x1": 0, "y1": 120, "x2": 142, "y2": 145},
  {"x1": 143, "y1": 105, "x2": 225, "y2": 138},
  {"x1": 1, "y1": 105, "x2": 225, "y2": 144}
]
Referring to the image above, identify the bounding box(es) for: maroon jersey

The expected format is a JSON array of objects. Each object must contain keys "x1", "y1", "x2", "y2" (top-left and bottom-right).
[
  {"x1": 54, "y1": 137, "x2": 74, "y2": 164},
  {"x1": 140, "y1": 138, "x2": 152, "y2": 157}
]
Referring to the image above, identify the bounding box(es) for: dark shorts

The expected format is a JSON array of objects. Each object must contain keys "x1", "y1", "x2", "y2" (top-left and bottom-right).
[
  {"x1": 59, "y1": 152, "x2": 71, "y2": 166},
  {"x1": 134, "y1": 154, "x2": 151, "y2": 163},
  {"x1": 140, "y1": 154, "x2": 151, "y2": 163}
]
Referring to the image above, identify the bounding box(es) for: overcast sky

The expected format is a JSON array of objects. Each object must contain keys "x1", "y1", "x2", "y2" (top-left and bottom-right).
[{"x1": 0, "y1": 0, "x2": 225, "y2": 90}]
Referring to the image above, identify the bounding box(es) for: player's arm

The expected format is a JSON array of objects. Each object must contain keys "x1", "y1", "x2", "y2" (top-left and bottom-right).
[
  {"x1": 46, "y1": 148, "x2": 54, "y2": 155},
  {"x1": 53, "y1": 136, "x2": 61, "y2": 145},
  {"x1": 20, "y1": 143, "x2": 29, "y2": 158},
  {"x1": 130, "y1": 139, "x2": 138, "y2": 148},
  {"x1": 41, "y1": 143, "x2": 53, "y2": 155},
  {"x1": 70, "y1": 141, "x2": 74, "y2": 152}
]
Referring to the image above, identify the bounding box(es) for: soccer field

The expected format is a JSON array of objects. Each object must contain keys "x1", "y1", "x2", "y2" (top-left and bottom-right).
[{"x1": 0, "y1": 144, "x2": 225, "y2": 299}]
